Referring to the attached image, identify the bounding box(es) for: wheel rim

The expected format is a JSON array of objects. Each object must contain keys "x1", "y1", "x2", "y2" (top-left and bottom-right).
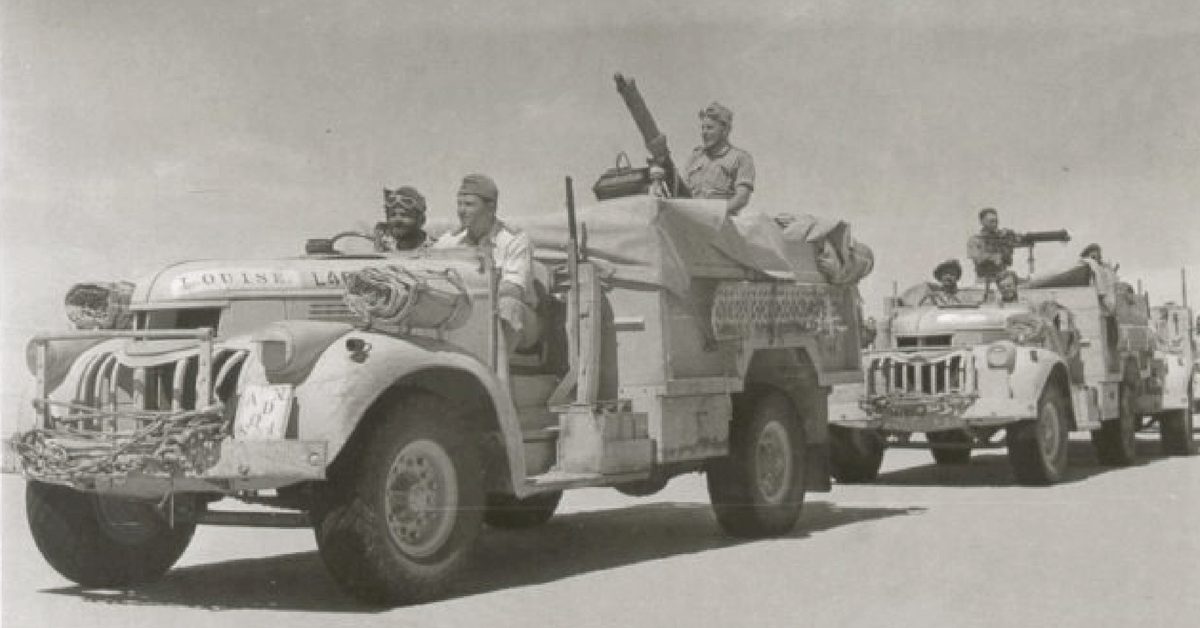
[
  {"x1": 1037, "y1": 401, "x2": 1062, "y2": 461},
  {"x1": 755, "y1": 421, "x2": 792, "y2": 504},
  {"x1": 384, "y1": 439, "x2": 458, "y2": 559}
]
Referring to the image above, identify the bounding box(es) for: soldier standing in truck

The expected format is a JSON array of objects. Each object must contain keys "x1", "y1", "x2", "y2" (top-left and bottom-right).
[
  {"x1": 683, "y1": 102, "x2": 755, "y2": 216},
  {"x1": 374, "y1": 185, "x2": 431, "y2": 252},
  {"x1": 966, "y1": 207, "x2": 1021, "y2": 281},
  {"x1": 433, "y1": 174, "x2": 540, "y2": 352}
]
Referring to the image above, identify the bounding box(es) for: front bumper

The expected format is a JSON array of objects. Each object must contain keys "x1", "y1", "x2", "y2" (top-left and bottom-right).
[
  {"x1": 7, "y1": 432, "x2": 327, "y2": 499},
  {"x1": 830, "y1": 396, "x2": 1037, "y2": 432}
]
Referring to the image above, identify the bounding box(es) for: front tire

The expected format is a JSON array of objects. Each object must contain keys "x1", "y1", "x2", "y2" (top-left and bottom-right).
[
  {"x1": 313, "y1": 393, "x2": 483, "y2": 606},
  {"x1": 483, "y1": 491, "x2": 562, "y2": 529},
  {"x1": 1159, "y1": 380, "x2": 1195, "y2": 456},
  {"x1": 1007, "y1": 386, "x2": 1070, "y2": 485},
  {"x1": 26, "y1": 482, "x2": 196, "y2": 587},
  {"x1": 829, "y1": 426, "x2": 885, "y2": 482},
  {"x1": 1092, "y1": 384, "x2": 1138, "y2": 465},
  {"x1": 707, "y1": 388, "x2": 807, "y2": 538}
]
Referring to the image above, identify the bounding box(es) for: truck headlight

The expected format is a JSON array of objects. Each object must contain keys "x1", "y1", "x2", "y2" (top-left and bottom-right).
[
  {"x1": 251, "y1": 321, "x2": 352, "y2": 383},
  {"x1": 253, "y1": 326, "x2": 297, "y2": 378},
  {"x1": 986, "y1": 341, "x2": 1017, "y2": 370},
  {"x1": 25, "y1": 337, "x2": 103, "y2": 391},
  {"x1": 65, "y1": 282, "x2": 134, "y2": 330}
]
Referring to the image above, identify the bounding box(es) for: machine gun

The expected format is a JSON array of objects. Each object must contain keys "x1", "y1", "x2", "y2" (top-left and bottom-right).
[
  {"x1": 595, "y1": 73, "x2": 690, "y2": 200},
  {"x1": 1014, "y1": 229, "x2": 1071, "y2": 248},
  {"x1": 974, "y1": 228, "x2": 1071, "y2": 278}
]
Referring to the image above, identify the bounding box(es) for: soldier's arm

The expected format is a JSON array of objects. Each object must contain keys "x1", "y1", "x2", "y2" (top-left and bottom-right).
[
  {"x1": 497, "y1": 231, "x2": 533, "y2": 301},
  {"x1": 726, "y1": 151, "x2": 756, "y2": 216},
  {"x1": 726, "y1": 186, "x2": 752, "y2": 216},
  {"x1": 966, "y1": 234, "x2": 987, "y2": 262}
]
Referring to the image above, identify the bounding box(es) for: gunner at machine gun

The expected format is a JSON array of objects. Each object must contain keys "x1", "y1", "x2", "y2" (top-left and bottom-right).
[{"x1": 966, "y1": 207, "x2": 1070, "y2": 280}]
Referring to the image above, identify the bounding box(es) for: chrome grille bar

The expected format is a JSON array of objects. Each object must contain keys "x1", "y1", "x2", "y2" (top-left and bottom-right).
[{"x1": 867, "y1": 352, "x2": 976, "y2": 396}]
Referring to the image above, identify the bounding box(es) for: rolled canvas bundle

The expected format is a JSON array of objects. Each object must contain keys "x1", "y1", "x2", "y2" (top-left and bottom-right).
[{"x1": 343, "y1": 266, "x2": 472, "y2": 332}]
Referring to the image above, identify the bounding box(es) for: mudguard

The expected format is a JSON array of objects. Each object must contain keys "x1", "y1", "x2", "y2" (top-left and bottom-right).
[{"x1": 241, "y1": 326, "x2": 529, "y2": 494}]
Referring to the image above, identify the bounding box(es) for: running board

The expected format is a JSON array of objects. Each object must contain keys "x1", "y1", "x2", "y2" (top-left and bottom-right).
[
  {"x1": 526, "y1": 470, "x2": 649, "y2": 491},
  {"x1": 191, "y1": 509, "x2": 311, "y2": 528}
]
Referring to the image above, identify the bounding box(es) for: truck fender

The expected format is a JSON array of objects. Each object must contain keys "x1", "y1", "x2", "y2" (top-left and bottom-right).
[
  {"x1": 256, "y1": 330, "x2": 527, "y2": 494},
  {"x1": 1005, "y1": 347, "x2": 1073, "y2": 424}
]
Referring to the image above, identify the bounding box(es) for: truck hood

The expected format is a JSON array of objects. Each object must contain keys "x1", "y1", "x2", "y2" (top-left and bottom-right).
[
  {"x1": 133, "y1": 252, "x2": 486, "y2": 304},
  {"x1": 892, "y1": 303, "x2": 1033, "y2": 335}
]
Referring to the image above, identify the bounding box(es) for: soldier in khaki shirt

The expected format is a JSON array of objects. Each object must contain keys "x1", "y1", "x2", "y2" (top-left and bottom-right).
[
  {"x1": 434, "y1": 174, "x2": 540, "y2": 353},
  {"x1": 684, "y1": 102, "x2": 756, "y2": 216}
]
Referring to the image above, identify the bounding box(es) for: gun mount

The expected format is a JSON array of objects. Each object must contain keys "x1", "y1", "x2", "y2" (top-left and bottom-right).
[{"x1": 596, "y1": 73, "x2": 690, "y2": 200}]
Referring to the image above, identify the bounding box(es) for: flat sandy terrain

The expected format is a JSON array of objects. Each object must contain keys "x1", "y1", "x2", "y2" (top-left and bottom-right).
[{"x1": 3, "y1": 435, "x2": 1198, "y2": 628}]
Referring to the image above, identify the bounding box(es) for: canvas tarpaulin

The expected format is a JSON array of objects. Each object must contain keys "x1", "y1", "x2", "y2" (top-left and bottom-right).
[{"x1": 522, "y1": 196, "x2": 872, "y2": 297}]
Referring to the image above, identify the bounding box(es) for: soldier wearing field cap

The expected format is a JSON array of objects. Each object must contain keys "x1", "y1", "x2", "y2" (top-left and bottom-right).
[
  {"x1": 434, "y1": 174, "x2": 539, "y2": 352},
  {"x1": 1080, "y1": 243, "x2": 1103, "y2": 264},
  {"x1": 374, "y1": 185, "x2": 431, "y2": 252},
  {"x1": 684, "y1": 101, "x2": 756, "y2": 216}
]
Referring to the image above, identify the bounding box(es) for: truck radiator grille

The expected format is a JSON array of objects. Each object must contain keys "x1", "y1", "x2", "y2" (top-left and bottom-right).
[
  {"x1": 866, "y1": 352, "x2": 975, "y2": 396},
  {"x1": 70, "y1": 348, "x2": 248, "y2": 429}
]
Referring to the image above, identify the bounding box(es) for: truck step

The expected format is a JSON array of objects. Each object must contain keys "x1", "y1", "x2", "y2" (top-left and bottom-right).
[
  {"x1": 191, "y1": 509, "x2": 311, "y2": 528},
  {"x1": 526, "y1": 469, "x2": 649, "y2": 490}
]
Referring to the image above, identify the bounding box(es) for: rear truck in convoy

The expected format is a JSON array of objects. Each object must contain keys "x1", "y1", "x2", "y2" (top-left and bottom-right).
[
  {"x1": 3, "y1": 77, "x2": 873, "y2": 605},
  {"x1": 829, "y1": 260, "x2": 1196, "y2": 486}
]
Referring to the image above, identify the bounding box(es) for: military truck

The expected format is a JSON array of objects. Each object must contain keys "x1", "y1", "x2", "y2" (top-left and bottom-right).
[
  {"x1": 4, "y1": 78, "x2": 871, "y2": 605},
  {"x1": 829, "y1": 261, "x2": 1196, "y2": 486}
]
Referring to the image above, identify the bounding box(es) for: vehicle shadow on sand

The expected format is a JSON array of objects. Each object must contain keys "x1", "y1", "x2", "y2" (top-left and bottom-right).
[
  {"x1": 870, "y1": 435, "x2": 1178, "y2": 488},
  {"x1": 42, "y1": 500, "x2": 921, "y2": 612}
]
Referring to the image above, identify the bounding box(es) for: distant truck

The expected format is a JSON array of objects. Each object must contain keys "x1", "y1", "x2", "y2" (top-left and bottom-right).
[
  {"x1": 829, "y1": 261, "x2": 1196, "y2": 485},
  {"x1": 4, "y1": 78, "x2": 872, "y2": 605}
]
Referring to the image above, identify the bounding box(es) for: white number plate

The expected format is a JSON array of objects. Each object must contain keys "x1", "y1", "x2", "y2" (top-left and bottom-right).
[{"x1": 234, "y1": 384, "x2": 294, "y2": 440}]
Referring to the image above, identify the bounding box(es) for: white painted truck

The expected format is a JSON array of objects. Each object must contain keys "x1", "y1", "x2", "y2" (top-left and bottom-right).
[
  {"x1": 4, "y1": 188, "x2": 870, "y2": 605},
  {"x1": 829, "y1": 262, "x2": 1195, "y2": 485}
]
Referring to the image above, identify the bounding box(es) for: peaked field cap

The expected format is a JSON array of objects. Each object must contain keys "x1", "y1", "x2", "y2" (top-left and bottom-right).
[
  {"x1": 699, "y1": 102, "x2": 733, "y2": 125},
  {"x1": 458, "y1": 174, "x2": 498, "y2": 201},
  {"x1": 934, "y1": 259, "x2": 962, "y2": 280},
  {"x1": 1080, "y1": 243, "x2": 1101, "y2": 257}
]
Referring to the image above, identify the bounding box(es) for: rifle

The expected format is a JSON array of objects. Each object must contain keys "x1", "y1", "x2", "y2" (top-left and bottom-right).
[{"x1": 612, "y1": 73, "x2": 689, "y2": 198}]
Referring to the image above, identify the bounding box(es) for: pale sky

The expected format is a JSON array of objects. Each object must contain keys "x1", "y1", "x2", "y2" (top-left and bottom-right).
[{"x1": 2, "y1": 0, "x2": 1199, "y2": 426}]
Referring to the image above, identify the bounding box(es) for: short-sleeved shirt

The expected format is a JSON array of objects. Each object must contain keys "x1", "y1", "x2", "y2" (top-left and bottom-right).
[
  {"x1": 433, "y1": 220, "x2": 535, "y2": 306},
  {"x1": 967, "y1": 229, "x2": 1017, "y2": 277},
  {"x1": 683, "y1": 143, "x2": 755, "y2": 199}
]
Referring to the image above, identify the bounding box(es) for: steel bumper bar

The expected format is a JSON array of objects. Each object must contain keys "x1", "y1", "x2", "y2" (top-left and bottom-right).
[
  {"x1": 10, "y1": 437, "x2": 327, "y2": 499},
  {"x1": 829, "y1": 397, "x2": 1036, "y2": 432}
]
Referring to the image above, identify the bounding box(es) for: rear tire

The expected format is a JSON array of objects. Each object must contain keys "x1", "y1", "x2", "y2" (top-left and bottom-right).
[
  {"x1": 483, "y1": 491, "x2": 562, "y2": 529},
  {"x1": 26, "y1": 482, "x2": 195, "y2": 587},
  {"x1": 927, "y1": 431, "x2": 972, "y2": 465},
  {"x1": 829, "y1": 426, "x2": 885, "y2": 482},
  {"x1": 312, "y1": 393, "x2": 483, "y2": 606},
  {"x1": 1092, "y1": 384, "x2": 1138, "y2": 465},
  {"x1": 1159, "y1": 381, "x2": 1195, "y2": 456},
  {"x1": 1007, "y1": 386, "x2": 1070, "y2": 485},
  {"x1": 707, "y1": 388, "x2": 807, "y2": 538}
]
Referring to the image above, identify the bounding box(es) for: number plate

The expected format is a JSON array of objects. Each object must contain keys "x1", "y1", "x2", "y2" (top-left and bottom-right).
[{"x1": 234, "y1": 384, "x2": 294, "y2": 440}]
